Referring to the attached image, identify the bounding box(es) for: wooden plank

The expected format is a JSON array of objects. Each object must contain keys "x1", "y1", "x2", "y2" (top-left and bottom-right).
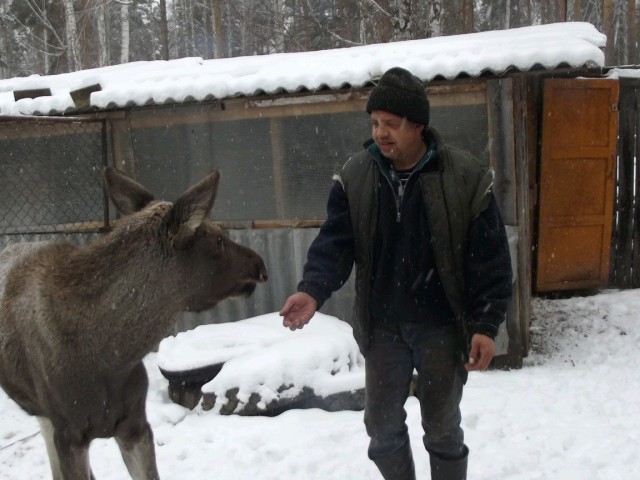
[
  {"x1": 486, "y1": 78, "x2": 522, "y2": 364},
  {"x1": 0, "y1": 119, "x2": 103, "y2": 141},
  {"x1": 13, "y1": 88, "x2": 51, "y2": 101},
  {"x1": 492, "y1": 79, "x2": 519, "y2": 363},
  {"x1": 122, "y1": 84, "x2": 486, "y2": 129},
  {"x1": 252, "y1": 220, "x2": 323, "y2": 229},
  {"x1": 611, "y1": 84, "x2": 635, "y2": 287},
  {"x1": 108, "y1": 116, "x2": 137, "y2": 177},
  {"x1": 487, "y1": 78, "x2": 517, "y2": 224},
  {"x1": 513, "y1": 75, "x2": 533, "y2": 359},
  {"x1": 0, "y1": 221, "x2": 109, "y2": 235},
  {"x1": 3, "y1": 218, "x2": 326, "y2": 236},
  {"x1": 633, "y1": 86, "x2": 640, "y2": 287},
  {"x1": 0, "y1": 115, "x2": 97, "y2": 123},
  {"x1": 70, "y1": 83, "x2": 102, "y2": 110},
  {"x1": 521, "y1": 75, "x2": 540, "y2": 353}
]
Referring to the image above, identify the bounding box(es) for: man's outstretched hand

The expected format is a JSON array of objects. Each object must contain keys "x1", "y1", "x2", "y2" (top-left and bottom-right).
[
  {"x1": 280, "y1": 292, "x2": 318, "y2": 331},
  {"x1": 464, "y1": 333, "x2": 496, "y2": 371}
]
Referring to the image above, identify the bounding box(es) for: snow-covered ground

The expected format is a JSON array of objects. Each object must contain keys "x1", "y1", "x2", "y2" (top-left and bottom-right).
[{"x1": 0, "y1": 289, "x2": 638, "y2": 479}]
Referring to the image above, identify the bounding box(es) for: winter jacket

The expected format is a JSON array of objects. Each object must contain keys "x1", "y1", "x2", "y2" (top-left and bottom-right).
[{"x1": 298, "y1": 127, "x2": 513, "y2": 355}]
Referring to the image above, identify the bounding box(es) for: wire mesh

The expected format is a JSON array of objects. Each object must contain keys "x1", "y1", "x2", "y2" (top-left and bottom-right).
[{"x1": 0, "y1": 117, "x2": 106, "y2": 235}]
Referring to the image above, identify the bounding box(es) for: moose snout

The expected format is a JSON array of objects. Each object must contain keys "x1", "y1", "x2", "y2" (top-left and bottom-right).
[{"x1": 237, "y1": 255, "x2": 268, "y2": 298}]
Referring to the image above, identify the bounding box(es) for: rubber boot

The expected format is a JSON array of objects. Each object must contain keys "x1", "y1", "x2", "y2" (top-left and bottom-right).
[
  {"x1": 373, "y1": 443, "x2": 417, "y2": 480},
  {"x1": 429, "y1": 446, "x2": 468, "y2": 480}
]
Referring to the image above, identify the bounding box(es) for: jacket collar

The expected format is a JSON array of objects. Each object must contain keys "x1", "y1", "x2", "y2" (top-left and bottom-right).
[{"x1": 365, "y1": 130, "x2": 437, "y2": 185}]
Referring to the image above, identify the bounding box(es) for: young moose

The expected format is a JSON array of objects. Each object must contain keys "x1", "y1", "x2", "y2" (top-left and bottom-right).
[{"x1": 0, "y1": 167, "x2": 268, "y2": 480}]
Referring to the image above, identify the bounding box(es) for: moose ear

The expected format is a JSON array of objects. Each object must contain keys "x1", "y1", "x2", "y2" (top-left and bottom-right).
[
  {"x1": 103, "y1": 167, "x2": 155, "y2": 215},
  {"x1": 168, "y1": 170, "x2": 221, "y2": 250}
]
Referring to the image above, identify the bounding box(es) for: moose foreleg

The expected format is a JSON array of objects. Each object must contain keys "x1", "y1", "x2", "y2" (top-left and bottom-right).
[
  {"x1": 114, "y1": 362, "x2": 160, "y2": 479},
  {"x1": 38, "y1": 417, "x2": 63, "y2": 480},
  {"x1": 51, "y1": 428, "x2": 93, "y2": 480},
  {"x1": 38, "y1": 417, "x2": 96, "y2": 480},
  {"x1": 115, "y1": 420, "x2": 160, "y2": 480}
]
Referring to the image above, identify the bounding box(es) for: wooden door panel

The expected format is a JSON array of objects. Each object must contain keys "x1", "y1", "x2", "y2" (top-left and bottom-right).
[
  {"x1": 539, "y1": 225, "x2": 605, "y2": 285},
  {"x1": 535, "y1": 79, "x2": 619, "y2": 292},
  {"x1": 546, "y1": 88, "x2": 615, "y2": 148},
  {"x1": 541, "y1": 157, "x2": 610, "y2": 217}
]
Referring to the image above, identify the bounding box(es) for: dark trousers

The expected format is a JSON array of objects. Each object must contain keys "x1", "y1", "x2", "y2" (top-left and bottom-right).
[{"x1": 364, "y1": 322, "x2": 468, "y2": 479}]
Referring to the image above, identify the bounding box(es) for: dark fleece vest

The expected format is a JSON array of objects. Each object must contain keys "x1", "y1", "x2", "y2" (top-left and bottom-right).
[
  {"x1": 338, "y1": 127, "x2": 494, "y2": 353},
  {"x1": 369, "y1": 143, "x2": 455, "y2": 328}
]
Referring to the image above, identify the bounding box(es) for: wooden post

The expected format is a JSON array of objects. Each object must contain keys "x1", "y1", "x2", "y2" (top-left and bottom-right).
[{"x1": 487, "y1": 78, "x2": 524, "y2": 368}]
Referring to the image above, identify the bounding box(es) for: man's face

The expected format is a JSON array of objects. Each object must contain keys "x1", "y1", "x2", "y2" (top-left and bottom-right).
[{"x1": 370, "y1": 110, "x2": 425, "y2": 167}]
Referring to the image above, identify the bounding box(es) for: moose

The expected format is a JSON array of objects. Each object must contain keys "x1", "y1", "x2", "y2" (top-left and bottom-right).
[{"x1": 0, "y1": 167, "x2": 268, "y2": 480}]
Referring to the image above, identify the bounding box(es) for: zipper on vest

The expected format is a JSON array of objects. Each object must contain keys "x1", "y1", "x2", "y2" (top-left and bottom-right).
[
  {"x1": 389, "y1": 168, "x2": 404, "y2": 223},
  {"x1": 396, "y1": 181, "x2": 404, "y2": 222},
  {"x1": 385, "y1": 146, "x2": 434, "y2": 223}
]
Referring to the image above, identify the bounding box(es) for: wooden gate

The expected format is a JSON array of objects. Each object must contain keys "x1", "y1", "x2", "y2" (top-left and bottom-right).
[
  {"x1": 535, "y1": 78, "x2": 619, "y2": 292},
  {"x1": 611, "y1": 78, "x2": 640, "y2": 288}
]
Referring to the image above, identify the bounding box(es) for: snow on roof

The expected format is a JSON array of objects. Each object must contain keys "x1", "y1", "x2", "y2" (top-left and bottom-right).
[
  {"x1": 0, "y1": 22, "x2": 606, "y2": 117},
  {"x1": 606, "y1": 67, "x2": 640, "y2": 79}
]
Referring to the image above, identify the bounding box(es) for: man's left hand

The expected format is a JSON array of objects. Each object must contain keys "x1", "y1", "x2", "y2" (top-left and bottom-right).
[{"x1": 464, "y1": 334, "x2": 495, "y2": 371}]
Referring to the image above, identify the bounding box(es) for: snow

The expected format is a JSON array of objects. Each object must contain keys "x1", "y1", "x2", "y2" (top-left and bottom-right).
[
  {"x1": 0, "y1": 22, "x2": 606, "y2": 116},
  {"x1": 607, "y1": 67, "x2": 640, "y2": 79},
  {"x1": 159, "y1": 312, "x2": 364, "y2": 405},
  {"x1": 1, "y1": 288, "x2": 639, "y2": 479},
  {"x1": 0, "y1": 20, "x2": 633, "y2": 478}
]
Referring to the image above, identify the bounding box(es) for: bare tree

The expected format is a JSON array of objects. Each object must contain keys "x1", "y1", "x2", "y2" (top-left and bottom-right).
[
  {"x1": 2, "y1": 0, "x2": 639, "y2": 77},
  {"x1": 183, "y1": 0, "x2": 196, "y2": 57},
  {"x1": 540, "y1": 0, "x2": 566, "y2": 23},
  {"x1": 427, "y1": 0, "x2": 442, "y2": 37},
  {"x1": 462, "y1": 0, "x2": 475, "y2": 31},
  {"x1": 273, "y1": 0, "x2": 285, "y2": 52},
  {"x1": 159, "y1": 0, "x2": 170, "y2": 60},
  {"x1": 300, "y1": 0, "x2": 312, "y2": 50},
  {"x1": 0, "y1": 0, "x2": 8, "y2": 78},
  {"x1": 522, "y1": 0, "x2": 533, "y2": 25},
  {"x1": 612, "y1": 0, "x2": 628, "y2": 65},
  {"x1": 573, "y1": 0, "x2": 582, "y2": 20},
  {"x1": 96, "y1": 0, "x2": 108, "y2": 67},
  {"x1": 62, "y1": 0, "x2": 80, "y2": 70},
  {"x1": 603, "y1": 0, "x2": 615, "y2": 63},
  {"x1": 12, "y1": 0, "x2": 68, "y2": 73},
  {"x1": 559, "y1": 0, "x2": 567, "y2": 20},
  {"x1": 118, "y1": 0, "x2": 131, "y2": 64},
  {"x1": 235, "y1": 0, "x2": 249, "y2": 55},
  {"x1": 630, "y1": 0, "x2": 639, "y2": 64},
  {"x1": 212, "y1": 0, "x2": 224, "y2": 58},
  {"x1": 392, "y1": 0, "x2": 413, "y2": 39}
]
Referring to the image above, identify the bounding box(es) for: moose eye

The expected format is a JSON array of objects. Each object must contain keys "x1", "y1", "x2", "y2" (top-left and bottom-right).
[{"x1": 216, "y1": 236, "x2": 225, "y2": 252}]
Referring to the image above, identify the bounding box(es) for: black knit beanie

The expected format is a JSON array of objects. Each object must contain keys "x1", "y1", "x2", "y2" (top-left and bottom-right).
[{"x1": 366, "y1": 67, "x2": 430, "y2": 126}]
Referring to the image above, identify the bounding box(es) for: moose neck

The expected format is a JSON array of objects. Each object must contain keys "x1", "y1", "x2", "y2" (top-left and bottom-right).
[{"x1": 56, "y1": 213, "x2": 186, "y2": 367}]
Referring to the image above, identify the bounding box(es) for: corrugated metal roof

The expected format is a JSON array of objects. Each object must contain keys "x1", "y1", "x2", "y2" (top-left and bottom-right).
[{"x1": 0, "y1": 22, "x2": 606, "y2": 116}]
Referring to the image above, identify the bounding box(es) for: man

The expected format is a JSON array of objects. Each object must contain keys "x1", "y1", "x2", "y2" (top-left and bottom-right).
[{"x1": 279, "y1": 67, "x2": 512, "y2": 480}]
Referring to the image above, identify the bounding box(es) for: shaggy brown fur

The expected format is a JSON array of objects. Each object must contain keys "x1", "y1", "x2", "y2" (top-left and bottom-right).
[{"x1": 0, "y1": 168, "x2": 267, "y2": 480}]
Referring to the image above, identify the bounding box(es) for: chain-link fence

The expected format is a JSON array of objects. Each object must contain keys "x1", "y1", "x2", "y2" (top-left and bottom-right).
[{"x1": 0, "y1": 117, "x2": 107, "y2": 236}]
